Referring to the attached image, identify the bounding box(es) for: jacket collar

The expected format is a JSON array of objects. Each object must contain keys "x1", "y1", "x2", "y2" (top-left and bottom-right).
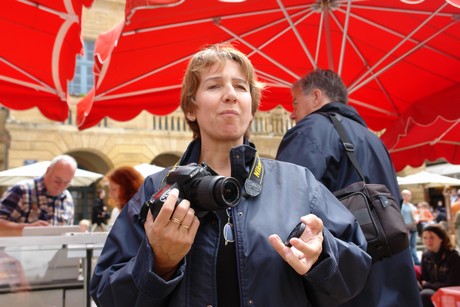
[{"x1": 313, "y1": 102, "x2": 367, "y2": 127}]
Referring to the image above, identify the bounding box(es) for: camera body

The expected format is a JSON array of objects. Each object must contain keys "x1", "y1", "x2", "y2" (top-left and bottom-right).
[{"x1": 140, "y1": 163, "x2": 241, "y2": 221}]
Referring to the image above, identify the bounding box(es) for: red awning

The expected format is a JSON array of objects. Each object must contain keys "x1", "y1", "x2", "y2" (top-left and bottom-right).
[
  {"x1": 0, "y1": 0, "x2": 94, "y2": 121},
  {"x1": 77, "y1": 0, "x2": 460, "y2": 131},
  {"x1": 383, "y1": 116, "x2": 460, "y2": 172},
  {"x1": 381, "y1": 84, "x2": 460, "y2": 171}
]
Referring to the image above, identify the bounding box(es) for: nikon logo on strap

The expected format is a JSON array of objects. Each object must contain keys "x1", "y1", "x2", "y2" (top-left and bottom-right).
[{"x1": 253, "y1": 158, "x2": 262, "y2": 179}]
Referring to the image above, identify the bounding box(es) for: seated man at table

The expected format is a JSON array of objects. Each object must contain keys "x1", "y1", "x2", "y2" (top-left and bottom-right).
[
  {"x1": 420, "y1": 224, "x2": 460, "y2": 307},
  {"x1": 0, "y1": 155, "x2": 77, "y2": 236}
]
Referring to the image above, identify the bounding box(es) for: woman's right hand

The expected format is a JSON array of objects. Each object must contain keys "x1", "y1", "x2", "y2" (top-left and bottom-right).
[{"x1": 143, "y1": 188, "x2": 200, "y2": 280}]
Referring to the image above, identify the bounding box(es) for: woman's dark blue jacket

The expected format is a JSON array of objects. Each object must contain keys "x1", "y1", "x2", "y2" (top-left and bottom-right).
[{"x1": 90, "y1": 140, "x2": 371, "y2": 306}]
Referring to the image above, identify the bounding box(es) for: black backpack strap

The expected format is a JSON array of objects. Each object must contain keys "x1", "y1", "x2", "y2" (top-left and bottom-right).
[{"x1": 328, "y1": 113, "x2": 367, "y2": 183}]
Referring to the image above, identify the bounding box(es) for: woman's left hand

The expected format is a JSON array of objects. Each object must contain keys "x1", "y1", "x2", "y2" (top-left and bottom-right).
[{"x1": 269, "y1": 214, "x2": 324, "y2": 275}]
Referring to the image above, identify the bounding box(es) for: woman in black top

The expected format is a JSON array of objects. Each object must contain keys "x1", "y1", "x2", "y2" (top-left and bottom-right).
[{"x1": 420, "y1": 223, "x2": 460, "y2": 306}]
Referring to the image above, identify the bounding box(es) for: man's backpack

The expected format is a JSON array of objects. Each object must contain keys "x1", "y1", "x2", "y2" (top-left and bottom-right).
[{"x1": 327, "y1": 113, "x2": 409, "y2": 262}]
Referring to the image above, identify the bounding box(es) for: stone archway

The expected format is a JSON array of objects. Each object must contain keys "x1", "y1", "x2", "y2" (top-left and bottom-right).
[
  {"x1": 68, "y1": 150, "x2": 112, "y2": 175},
  {"x1": 152, "y1": 152, "x2": 182, "y2": 168}
]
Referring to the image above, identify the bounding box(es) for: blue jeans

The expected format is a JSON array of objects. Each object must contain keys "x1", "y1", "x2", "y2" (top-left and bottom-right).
[{"x1": 409, "y1": 230, "x2": 420, "y2": 265}]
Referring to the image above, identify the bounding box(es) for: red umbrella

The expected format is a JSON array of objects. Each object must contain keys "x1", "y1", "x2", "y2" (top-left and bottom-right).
[
  {"x1": 0, "y1": 0, "x2": 94, "y2": 122},
  {"x1": 76, "y1": 0, "x2": 460, "y2": 130}
]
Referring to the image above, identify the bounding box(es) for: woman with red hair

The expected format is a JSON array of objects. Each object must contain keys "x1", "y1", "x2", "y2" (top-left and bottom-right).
[{"x1": 107, "y1": 166, "x2": 144, "y2": 226}]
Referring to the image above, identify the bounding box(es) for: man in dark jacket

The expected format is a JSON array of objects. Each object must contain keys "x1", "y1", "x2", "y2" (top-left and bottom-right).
[{"x1": 276, "y1": 68, "x2": 422, "y2": 307}]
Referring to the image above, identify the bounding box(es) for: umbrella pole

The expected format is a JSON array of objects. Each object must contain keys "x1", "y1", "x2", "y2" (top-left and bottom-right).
[{"x1": 443, "y1": 189, "x2": 454, "y2": 236}]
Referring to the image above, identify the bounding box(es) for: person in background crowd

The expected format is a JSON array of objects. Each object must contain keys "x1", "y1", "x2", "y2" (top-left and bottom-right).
[
  {"x1": 455, "y1": 210, "x2": 460, "y2": 248},
  {"x1": 276, "y1": 68, "x2": 421, "y2": 306},
  {"x1": 450, "y1": 191, "x2": 460, "y2": 223},
  {"x1": 402, "y1": 189, "x2": 420, "y2": 265},
  {"x1": 0, "y1": 155, "x2": 77, "y2": 236},
  {"x1": 438, "y1": 186, "x2": 452, "y2": 224},
  {"x1": 434, "y1": 200, "x2": 447, "y2": 224},
  {"x1": 417, "y1": 201, "x2": 435, "y2": 237},
  {"x1": 89, "y1": 43, "x2": 372, "y2": 306},
  {"x1": 420, "y1": 223, "x2": 460, "y2": 307},
  {"x1": 106, "y1": 166, "x2": 144, "y2": 227},
  {"x1": 449, "y1": 187, "x2": 459, "y2": 205},
  {"x1": 91, "y1": 188, "x2": 109, "y2": 232},
  {"x1": 79, "y1": 219, "x2": 91, "y2": 232}
]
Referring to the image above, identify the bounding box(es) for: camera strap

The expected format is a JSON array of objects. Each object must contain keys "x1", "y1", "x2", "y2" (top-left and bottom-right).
[{"x1": 243, "y1": 154, "x2": 264, "y2": 198}]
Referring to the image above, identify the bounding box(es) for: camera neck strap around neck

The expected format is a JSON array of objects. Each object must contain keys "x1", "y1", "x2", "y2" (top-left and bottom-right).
[{"x1": 242, "y1": 153, "x2": 263, "y2": 198}]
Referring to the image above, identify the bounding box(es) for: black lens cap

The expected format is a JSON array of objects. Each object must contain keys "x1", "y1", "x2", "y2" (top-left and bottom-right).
[{"x1": 284, "y1": 222, "x2": 305, "y2": 247}]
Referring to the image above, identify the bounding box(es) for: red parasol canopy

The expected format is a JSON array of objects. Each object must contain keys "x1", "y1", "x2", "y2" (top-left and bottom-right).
[
  {"x1": 76, "y1": 0, "x2": 460, "y2": 131},
  {"x1": 381, "y1": 85, "x2": 460, "y2": 172},
  {"x1": 0, "y1": 0, "x2": 94, "y2": 121}
]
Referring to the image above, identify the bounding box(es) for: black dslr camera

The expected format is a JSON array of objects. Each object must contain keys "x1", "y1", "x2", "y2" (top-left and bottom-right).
[{"x1": 139, "y1": 163, "x2": 241, "y2": 222}]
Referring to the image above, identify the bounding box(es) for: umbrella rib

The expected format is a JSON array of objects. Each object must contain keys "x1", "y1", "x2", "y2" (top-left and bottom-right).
[
  {"x1": 322, "y1": 5, "x2": 335, "y2": 70},
  {"x1": 96, "y1": 84, "x2": 182, "y2": 101},
  {"x1": 254, "y1": 69, "x2": 292, "y2": 87},
  {"x1": 52, "y1": 20, "x2": 75, "y2": 100},
  {"x1": 348, "y1": 98, "x2": 399, "y2": 118},
  {"x1": 348, "y1": 2, "x2": 448, "y2": 92},
  {"x1": 315, "y1": 10, "x2": 324, "y2": 64},
  {"x1": 0, "y1": 75, "x2": 59, "y2": 96},
  {"x1": 338, "y1": 0, "x2": 352, "y2": 76},
  {"x1": 19, "y1": 0, "x2": 79, "y2": 22},
  {"x1": 349, "y1": 20, "x2": 455, "y2": 94},
  {"x1": 0, "y1": 58, "x2": 59, "y2": 95},
  {"x1": 351, "y1": 3, "x2": 455, "y2": 17},
  {"x1": 125, "y1": 0, "x2": 185, "y2": 23},
  {"x1": 276, "y1": 0, "x2": 316, "y2": 68}
]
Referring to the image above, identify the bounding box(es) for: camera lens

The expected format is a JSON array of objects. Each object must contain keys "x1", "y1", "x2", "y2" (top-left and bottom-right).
[
  {"x1": 189, "y1": 175, "x2": 241, "y2": 211},
  {"x1": 219, "y1": 178, "x2": 240, "y2": 206}
]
